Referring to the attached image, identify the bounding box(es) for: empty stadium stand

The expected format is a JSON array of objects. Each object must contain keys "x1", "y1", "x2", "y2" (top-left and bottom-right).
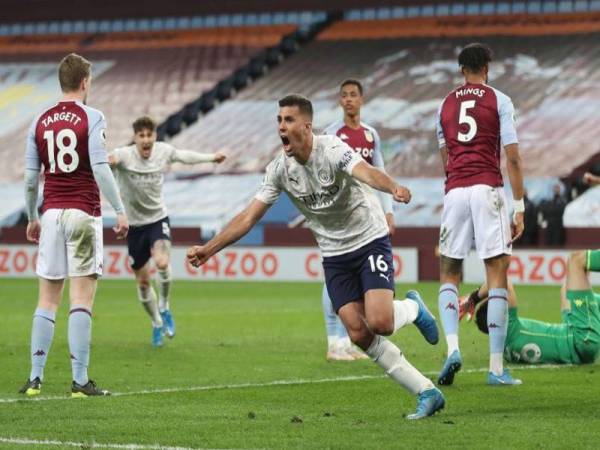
[
  {"x1": 172, "y1": 14, "x2": 600, "y2": 183},
  {"x1": 0, "y1": 25, "x2": 298, "y2": 182}
]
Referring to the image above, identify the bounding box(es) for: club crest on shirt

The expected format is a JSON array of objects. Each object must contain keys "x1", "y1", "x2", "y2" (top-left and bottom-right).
[
  {"x1": 364, "y1": 130, "x2": 374, "y2": 143},
  {"x1": 318, "y1": 168, "x2": 333, "y2": 184}
]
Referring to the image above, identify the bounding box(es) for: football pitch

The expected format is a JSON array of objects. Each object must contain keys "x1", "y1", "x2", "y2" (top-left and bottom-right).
[{"x1": 0, "y1": 279, "x2": 598, "y2": 450}]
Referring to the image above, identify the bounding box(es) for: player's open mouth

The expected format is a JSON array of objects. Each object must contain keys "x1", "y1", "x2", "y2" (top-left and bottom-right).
[{"x1": 281, "y1": 136, "x2": 291, "y2": 152}]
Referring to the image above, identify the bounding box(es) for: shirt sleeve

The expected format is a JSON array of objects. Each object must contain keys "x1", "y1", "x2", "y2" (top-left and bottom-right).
[
  {"x1": 498, "y1": 95, "x2": 519, "y2": 147},
  {"x1": 436, "y1": 102, "x2": 446, "y2": 149},
  {"x1": 329, "y1": 139, "x2": 363, "y2": 175},
  {"x1": 25, "y1": 119, "x2": 40, "y2": 171},
  {"x1": 171, "y1": 148, "x2": 216, "y2": 164},
  {"x1": 371, "y1": 130, "x2": 393, "y2": 214},
  {"x1": 254, "y1": 160, "x2": 282, "y2": 205},
  {"x1": 87, "y1": 109, "x2": 109, "y2": 166}
]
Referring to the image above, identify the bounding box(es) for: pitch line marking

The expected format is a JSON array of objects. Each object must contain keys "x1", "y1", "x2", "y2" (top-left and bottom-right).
[
  {"x1": 0, "y1": 364, "x2": 575, "y2": 405},
  {"x1": 0, "y1": 437, "x2": 254, "y2": 450}
]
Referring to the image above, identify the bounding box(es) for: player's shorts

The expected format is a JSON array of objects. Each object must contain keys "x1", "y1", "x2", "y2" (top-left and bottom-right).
[
  {"x1": 127, "y1": 217, "x2": 171, "y2": 270},
  {"x1": 37, "y1": 208, "x2": 103, "y2": 279},
  {"x1": 564, "y1": 289, "x2": 600, "y2": 363},
  {"x1": 322, "y1": 235, "x2": 395, "y2": 313},
  {"x1": 440, "y1": 184, "x2": 512, "y2": 260}
]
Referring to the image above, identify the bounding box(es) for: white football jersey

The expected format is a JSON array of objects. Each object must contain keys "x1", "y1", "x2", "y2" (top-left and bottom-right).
[
  {"x1": 111, "y1": 142, "x2": 176, "y2": 226},
  {"x1": 255, "y1": 134, "x2": 388, "y2": 257}
]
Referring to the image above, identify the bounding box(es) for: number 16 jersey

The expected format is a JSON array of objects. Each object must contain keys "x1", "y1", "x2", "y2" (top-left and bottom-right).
[
  {"x1": 436, "y1": 82, "x2": 518, "y2": 194},
  {"x1": 25, "y1": 101, "x2": 108, "y2": 217}
]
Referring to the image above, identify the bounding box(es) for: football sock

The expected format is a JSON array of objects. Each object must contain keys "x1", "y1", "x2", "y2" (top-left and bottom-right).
[
  {"x1": 487, "y1": 288, "x2": 509, "y2": 376},
  {"x1": 138, "y1": 284, "x2": 163, "y2": 328},
  {"x1": 586, "y1": 250, "x2": 600, "y2": 271},
  {"x1": 68, "y1": 305, "x2": 92, "y2": 386},
  {"x1": 392, "y1": 299, "x2": 419, "y2": 332},
  {"x1": 337, "y1": 335, "x2": 352, "y2": 352},
  {"x1": 29, "y1": 308, "x2": 56, "y2": 382},
  {"x1": 322, "y1": 285, "x2": 339, "y2": 351},
  {"x1": 438, "y1": 283, "x2": 459, "y2": 356},
  {"x1": 366, "y1": 335, "x2": 434, "y2": 395},
  {"x1": 157, "y1": 266, "x2": 171, "y2": 312}
]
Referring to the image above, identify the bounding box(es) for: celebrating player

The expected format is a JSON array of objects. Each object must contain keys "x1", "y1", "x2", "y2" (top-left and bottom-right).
[
  {"x1": 19, "y1": 53, "x2": 128, "y2": 397},
  {"x1": 187, "y1": 94, "x2": 445, "y2": 420},
  {"x1": 436, "y1": 43, "x2": 525, "y2": 386},
  {"x1": 321, "y1": 79, "x2": 394, "y2": 361},
  {"x1": 463, "y1": 250, "x2": 600, "y2": 365},
  {"x1": 108, "y1": 116, "x2": 225, "y2": 347}
]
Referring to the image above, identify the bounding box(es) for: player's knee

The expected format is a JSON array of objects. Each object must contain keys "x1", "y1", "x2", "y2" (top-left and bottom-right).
[
  {"x1": 154, "y1": 257, "x2": 169, "y2": 271},
  {"x1": 366, "y1": 315, "x2": 394, "y2": 336},
  {"x1": 137, "y1": 278, "x2": 151, "y2": 290},
  {"x1": 568, "y1": 251, "x2": 586, "y2": 270}
]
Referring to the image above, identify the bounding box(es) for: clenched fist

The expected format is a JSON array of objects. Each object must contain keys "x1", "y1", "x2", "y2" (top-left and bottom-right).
[{"x1": 186, "y1": 245, "x2": 211, "y2": 267}]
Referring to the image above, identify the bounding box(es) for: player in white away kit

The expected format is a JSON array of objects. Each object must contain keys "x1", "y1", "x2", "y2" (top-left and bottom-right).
[
  {"x1": 109, "y1": 116, "x2": 225, "y2": 347},
  {"x1": 321, "y1": 79, "x2": 394, "y2": 361},
  {"x1": 20, "y1": 53, "x2": 128, "y2": 397},
  {"x1": 187, "y1": 95, "x2": 445, "y2": 419},
  {"x1": 436, "y1": 43, "x2": 525, "y2": 386}
]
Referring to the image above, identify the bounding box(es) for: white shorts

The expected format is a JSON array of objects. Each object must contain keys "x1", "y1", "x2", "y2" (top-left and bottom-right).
[
  {"x1": 439, "y1": 184, "x2": 512, "y2": 260},
  {"x1": 37, "y1": 208, "x2": 103, "y2": 279}
]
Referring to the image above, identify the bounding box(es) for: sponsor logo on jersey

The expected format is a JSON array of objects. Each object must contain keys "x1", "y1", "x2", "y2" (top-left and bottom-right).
[
  {"x1": 339, "y1": 150, "x2": 354, "y2": 171},
  {"x1": 339, "y1": 133, "x2": 349, "y2": 140},
  {"x1": 298, "y1": 185, "x2": 340, "y2": 209}
]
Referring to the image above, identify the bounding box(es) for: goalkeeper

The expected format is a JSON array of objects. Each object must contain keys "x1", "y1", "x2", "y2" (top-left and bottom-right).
[{"x1": 461, "y1": 250, "x2": 600, "y2": 365}]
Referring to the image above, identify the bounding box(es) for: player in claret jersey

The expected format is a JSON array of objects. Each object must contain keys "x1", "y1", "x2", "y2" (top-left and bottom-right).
[
  {"x1": 19, "y1": 54, "x2": 128, "y2": 397},
  {"x1": 321, "y1": 79, "x2": 394, "y2": 361},
  {"x1": 435, "y1": 43, "x2": 525, "y2": 386}
]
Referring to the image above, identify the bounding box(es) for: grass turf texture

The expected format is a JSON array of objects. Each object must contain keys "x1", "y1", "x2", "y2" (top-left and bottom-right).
[{"x1": 0, "y1": 279, "x2": 598, "y2": 450}]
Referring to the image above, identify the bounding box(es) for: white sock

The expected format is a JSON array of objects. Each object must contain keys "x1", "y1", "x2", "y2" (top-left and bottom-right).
[
  {"x1": 157, "y1": 266, "x2": 171, "y2": 312},
  {"x1": 138, "y1": 285, "x2": 163, "y2": 328},
  {"x1": 490, "y1": 352, "x2": 504, "y2": 376},
  {"x1": 337, "y1": 336, "x2": 352, "y2": 352},
  {"x1": 446, "y1": 334, "x2": 459, "y2": 357},
  {"x1": 327, "y1": 335, "x2": 338, "y2": 352},
  {"x1": 366, "y1": 335, "x2": 434, "y2": 395},
  {"x1": 393, "y1": 299, "x2": 419, "y2": 333}
]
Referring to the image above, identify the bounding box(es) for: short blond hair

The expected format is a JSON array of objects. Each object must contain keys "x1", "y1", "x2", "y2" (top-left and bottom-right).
[{"x1": 58, "y1": 53, "x2": 91, "y2": 92}]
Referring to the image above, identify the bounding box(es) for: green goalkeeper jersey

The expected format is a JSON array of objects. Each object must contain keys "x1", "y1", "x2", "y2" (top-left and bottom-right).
[{"x1": 504, "y1": 290, "x2": 600, "y2": 365}]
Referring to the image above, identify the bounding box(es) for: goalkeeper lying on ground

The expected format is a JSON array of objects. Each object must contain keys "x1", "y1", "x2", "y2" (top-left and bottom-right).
[{"x1": 461, "y1": 250, "x2": 600, "y2": 365}]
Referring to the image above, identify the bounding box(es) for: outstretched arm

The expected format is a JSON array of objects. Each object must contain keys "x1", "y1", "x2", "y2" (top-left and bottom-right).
[
  {"x1": 187, "y1": 199, "x2": 270, "y2": 267},
  {"x1": 350, "y1": 160, "x2": 411, "y2": 204},
  {"x1": 172, "y1": 149, "x2": 226, "y2": 164}
]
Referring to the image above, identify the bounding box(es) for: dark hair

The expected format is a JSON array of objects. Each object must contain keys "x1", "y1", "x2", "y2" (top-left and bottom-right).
[
  {"x1": 132, "y1": 116, "x2": 157, "y2": 133},
  {"x1": 475, "y1": 300, "x2": 489, "y2": 334},
  {"x1": 458, "y1": 43, "x2": 492, "y2": 73},
  {"x1": 278, "y1": 94, "x2": 313, "y2": 119},
  {"x1": 340, "y1": 78, "x2": 363, "y2": 95},
  {"x1": 58, "y1": 53, "x2": 91, "y2": 92}
]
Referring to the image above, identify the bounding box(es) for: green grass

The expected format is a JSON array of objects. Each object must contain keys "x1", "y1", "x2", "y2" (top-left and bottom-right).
[{"x1": 0, "y1": 279, "x2": 598, "y2": 449}]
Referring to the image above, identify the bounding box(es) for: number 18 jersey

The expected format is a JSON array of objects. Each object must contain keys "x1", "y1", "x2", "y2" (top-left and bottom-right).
[
  {"x1": 25, "y1": 101, "x2": 108, "y2": 217},
  {"x1": 436, "y1": 82, "x2": 518, "y2": 194}
]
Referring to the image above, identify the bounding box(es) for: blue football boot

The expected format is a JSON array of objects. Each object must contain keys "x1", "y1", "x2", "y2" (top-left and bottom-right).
[
  {"x1": 487, "y1": 368, "x2": 522, "y2": 386},
  {"x1": 438, "y1": 350, "x2": 462, "y2": 386},
  {"x1": 406, "y1": 290, "x2": 439, "y2": 345},
  {"x1": 406, "y1": 387, "x2": 445, "y2": 420},
  {"x1": 160, "y1": 310, "x2": 176, "y2": 339}
]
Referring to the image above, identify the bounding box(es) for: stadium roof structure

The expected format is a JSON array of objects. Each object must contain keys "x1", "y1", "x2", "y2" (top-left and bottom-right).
[{"x1": 0, "y1": 0, "x2": 529, "y2": 22}]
